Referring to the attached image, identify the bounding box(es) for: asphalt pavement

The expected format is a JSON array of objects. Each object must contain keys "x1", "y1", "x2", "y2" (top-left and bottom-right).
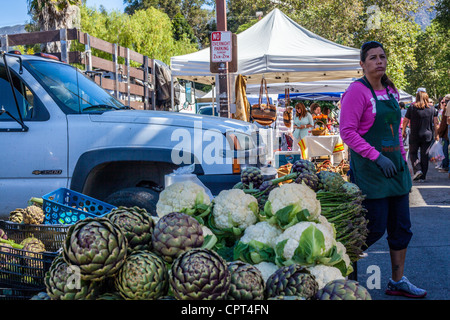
[{"x1": 355, "y1": 161, "x2": 449, "y2": 300}]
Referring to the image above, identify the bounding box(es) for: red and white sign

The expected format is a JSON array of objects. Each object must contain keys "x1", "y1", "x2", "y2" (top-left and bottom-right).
[{"x1": 211, "y1": 31, "x2": 232, "y2": 63}]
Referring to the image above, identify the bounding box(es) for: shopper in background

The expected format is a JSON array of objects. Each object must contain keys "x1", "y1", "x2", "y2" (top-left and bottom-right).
[
  {"x1": 444, "y1": 95, "x2": 450, "y2": 178},
  {"x1": 436, "y1": 97, "x2": 449, "y2": 172},
  {"x1": 292, "y1": 102, "x2": 314, "y2": 159},
  {"x1": 309, "y1": 102, "x2": 321, "y2": 116},
  {"x1": 402, "y1": 88, "x2": 438, "y2": 181},
  {"x1": 340, "y1": 40, "x2": 426, "y2": 298}
]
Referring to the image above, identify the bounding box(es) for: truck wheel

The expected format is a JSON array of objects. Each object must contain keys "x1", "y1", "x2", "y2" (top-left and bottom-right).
[{"x1": 104, "y1": 187, "x2": 160, "y2": 216}]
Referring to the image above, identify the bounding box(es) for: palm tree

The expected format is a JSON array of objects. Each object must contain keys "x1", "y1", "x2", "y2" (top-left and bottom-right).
[{"x1": 27, "y1": 0, "x2": 82, "y2": 52}]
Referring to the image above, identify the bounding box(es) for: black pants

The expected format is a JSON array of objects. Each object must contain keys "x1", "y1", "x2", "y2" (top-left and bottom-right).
[{"x1": 408, "y1": 138, "x2": 433, "y2": 179}]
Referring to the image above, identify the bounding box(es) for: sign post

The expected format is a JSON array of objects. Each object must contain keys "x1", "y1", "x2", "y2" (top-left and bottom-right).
[{"x1": 213, "y1": 0, "x2": 231, "y2": 118}]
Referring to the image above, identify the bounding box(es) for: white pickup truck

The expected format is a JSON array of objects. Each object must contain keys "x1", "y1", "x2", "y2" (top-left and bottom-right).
[{"x1": 0, "y1": 52, "x2": 266, "y2": 218}]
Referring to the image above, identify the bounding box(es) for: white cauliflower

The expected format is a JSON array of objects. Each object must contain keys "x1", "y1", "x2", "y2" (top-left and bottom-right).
[
  {"x1": 240, "y1": 221, "x2": 282, "y2": 249},
  {"x1": 253, "y1": 262, "x2": 279, "y2": 283},
  {"x1": 336, "y1": 241, "x2": 353, "y2": 274},
  {"x1": 317, "y1": 214, "x2": 336, "y2": 239},
  {"x1": 276, "y1": 221, "x2": 336, "y2": 261},
  {"x1": 264, "y1": 183, "x2": 321, "y2": 228},
  {"x1": 212, "y1": 189, "x2": 259, "y2": 230},
  {"x1": 307, "y1": 264, "x2": 345, "y2": 289},
  {"x1": 234, "y1": 221, "x2": 282, "y2": 265},
  {"x1": 156, "y1": 181, "x2": 211, "y2": 218}
]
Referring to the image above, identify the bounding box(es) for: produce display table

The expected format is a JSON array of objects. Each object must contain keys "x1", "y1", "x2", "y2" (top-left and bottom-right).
[{"x1": 303, "y1": 134, "x2": 345, "y2": 164}]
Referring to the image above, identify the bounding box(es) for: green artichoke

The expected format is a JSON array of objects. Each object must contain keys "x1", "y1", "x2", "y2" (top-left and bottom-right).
[
  {"x1": 106, "y1": 206, "x2": 154, "y2": 253},
  {"x1": 63, "y1": 217, "x2": 128, "y2": 281},
  {"x1": 241, "y1": 166, "x2": 264, "y2": 189},
  {"x1": 45, "y1": 255, "x2": 101, "y2": 300},
  {"x1": 295, "y1": 172, "x2": 320, "y2": 191},
  {"x1": 169, "y1": 248, "x2": 231, "y2": 300},
  {"x1": 96, "y1": 292, "x2": 124, "y2": 300},
  {"x1": 315, "y1": 279, "x2": 372, "y2": 300},
  {"x1": 340, "y1": 182, "x2": 363, "y2": 197},
  {"x1": 115, "y1": 250, "x2": 169, "y2": 300},
  {"x1": 317, "y1": 171, "x2": 346, "y2": 192},
  {"x1": 227, "y1": 261, "x2": 265, "y2": 300},
  {"x1": 266, "y1": 264, "x2": 319, "y2": 300},
  {"x1": 152, "y1": 212, "x2": 204, "y2": 263},
  {"x1": 291, "y1": 159, "x2": 316, "y2": 174}
]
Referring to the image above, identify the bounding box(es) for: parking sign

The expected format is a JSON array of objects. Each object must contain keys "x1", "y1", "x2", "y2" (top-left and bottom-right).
[{"x1": 211, "y1": 31, "x2": 232, "y2": 63}]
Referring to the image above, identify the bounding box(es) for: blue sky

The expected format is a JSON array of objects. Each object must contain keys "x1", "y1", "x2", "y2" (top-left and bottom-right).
[{"x1": 1, "y1": 0, "x2": 126, "y2": 28}]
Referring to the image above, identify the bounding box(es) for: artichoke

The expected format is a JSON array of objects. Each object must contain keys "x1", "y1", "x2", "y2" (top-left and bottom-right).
[
  {"x1": 266, "y1": 264, "x2": 319, "y2": 300},
  {"x1": 227, "y1": 261, "x2": 266, "y2": 300},
  {"x1": 340, "y1": 182, "x2": 363, "y2": 197},
  {"x1": 295, "y1": 172, "x2": 320, "y2": 191},
  {"x1": 63, "y1": 217, "x2": 128, "y2": 281},
  {"x1": 317, "y1": 171, "x2": 346, "y2": 192},
  {"x1": 106, "y1": 206, "x2": 154, "y2": 253},
  {"x1": 241, "y1": 166, "x2": 264, "y2": 189},
  {"x1": 23, "y1": 205, "x2": 45, "y2": 225},
  {"x1": 152, "y1": 212, "x2": 204, "y2": 263},
  {"x1": 21, "y1": 237, "x2": 46, "y2": 268},
  {"x1": 315, "y1": 279, "x2": 372, "y2": 300},
  {"x1": 45, "y1": 255, "x2": 101, "y2": 300},
  {"x1": 268, "y1": 295, "x2": 306, "y2": 300},
  {"x1": 9, "y1": 208, "x2": 25, "y2": 223},
  {"x1": 169, "y1": 248, "x2": 231, "y2": 300},
  {"x1": 115, "y1": 250, "x2": 169, "y2": 300},
  {"x1": 96, "y1": 292, "x2": 124, "y2": 300},
  {"x1": 291, "y1": 159, "x2": 316, "y2": 174}
]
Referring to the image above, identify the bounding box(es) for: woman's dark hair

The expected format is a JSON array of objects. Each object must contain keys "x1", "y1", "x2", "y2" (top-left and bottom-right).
[{"x1": 360, "y1": 41, "x2": 397, "y2": 91}]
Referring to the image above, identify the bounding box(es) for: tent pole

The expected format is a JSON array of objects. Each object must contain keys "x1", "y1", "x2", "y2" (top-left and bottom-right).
[{"x1": 171, "y1": 76, "x2": 174, "y2": 110}]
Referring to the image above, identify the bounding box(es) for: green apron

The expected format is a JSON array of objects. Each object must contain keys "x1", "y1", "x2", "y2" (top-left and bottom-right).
[{"x1": 349, "y1": 77, "x2": 412, "y2": 199}]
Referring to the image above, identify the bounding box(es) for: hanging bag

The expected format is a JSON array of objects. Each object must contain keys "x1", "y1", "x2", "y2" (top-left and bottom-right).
[
  {"x1": 282, "y1": 88, "x2": 292, "y2": 128},
  {"x1": 251, "y1": 77, "x2": 277, "y2": 126}
]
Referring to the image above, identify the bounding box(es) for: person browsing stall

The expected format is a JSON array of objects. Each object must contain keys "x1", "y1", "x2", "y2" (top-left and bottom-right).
[
  {"x1": 402, "y1": 88, "x2": 438, "y2": 181},
  {"x1": 340, "y1": 41, "x2": 426, "y2": 298},
  {"x1": 292, "y1": 102, "x2": 314, "y2": 158}
]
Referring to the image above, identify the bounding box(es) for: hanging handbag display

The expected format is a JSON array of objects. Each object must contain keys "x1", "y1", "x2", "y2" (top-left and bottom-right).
[
  {"x1": 251, "y1": 77, "x2": 277, "y2": 126},
  {"x1": 282, "y1": 88, "x2": 292, "y2": 128}
]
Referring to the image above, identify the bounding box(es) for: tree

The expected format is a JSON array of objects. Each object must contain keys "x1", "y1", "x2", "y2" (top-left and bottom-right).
[
  {"x1": 79, "y1": 5, "x2": 198, "y2": 65},
  {"x1": 405, "y1": 21, "x2": 450, "y2": 100},
  {"x1": 123, "y1": 0, "x2": 214, "y2": 48},
  {"x1": 27, "y1": 0, "x2": 82, "y2": 52}
]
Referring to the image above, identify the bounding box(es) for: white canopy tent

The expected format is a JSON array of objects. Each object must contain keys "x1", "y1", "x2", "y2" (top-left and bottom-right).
[{"x1": 170, "y1": 8, "x2": 363, "y2": 86}]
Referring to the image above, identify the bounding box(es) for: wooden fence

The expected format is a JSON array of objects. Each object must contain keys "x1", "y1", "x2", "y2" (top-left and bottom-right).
[{"x1": 0, "y1": 28, "x2": 155, "y2": 110}]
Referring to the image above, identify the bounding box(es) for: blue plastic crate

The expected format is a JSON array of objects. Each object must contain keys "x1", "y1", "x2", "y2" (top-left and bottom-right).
[{"x1": 42, "y1": 188, "x2": 116, "y2": 225}]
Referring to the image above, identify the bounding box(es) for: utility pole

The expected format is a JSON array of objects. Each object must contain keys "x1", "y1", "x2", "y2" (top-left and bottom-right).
[{"x1": 216, "y1": 0, "x2": 230, "y2": 118}]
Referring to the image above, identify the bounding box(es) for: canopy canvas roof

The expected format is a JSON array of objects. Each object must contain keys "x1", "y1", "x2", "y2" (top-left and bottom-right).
[{"x1": 170, "y1": 8, "x2": 363, "y2": 85}]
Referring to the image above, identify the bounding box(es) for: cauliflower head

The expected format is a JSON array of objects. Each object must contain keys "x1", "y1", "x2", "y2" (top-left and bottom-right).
[
  {"x1": 240, "y1": 221, "x2": 282, "y2": 249},
  {"x1": 212, "y1": 189, "x2": 259, "y2": 230},
  {"x1": 253, "y1": 262, "x2": 279, "y2": 283},
  {"x1": 265, "y1": 183, "x2": 321, "y2": 228},
  {"x1": 276, "y1": 221, "x2": 335, "y2": 261},
  {"x1": 307, "y1": 264, "x2": 345, "y2": 289},
  {"x1": 156, "y1": 181, "x2": 211, "y2": 217}
]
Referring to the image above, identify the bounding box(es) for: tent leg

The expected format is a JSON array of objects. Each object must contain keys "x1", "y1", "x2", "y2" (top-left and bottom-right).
[{"x1": 171, "y1": 76, "x2": 174, "y2": 111}]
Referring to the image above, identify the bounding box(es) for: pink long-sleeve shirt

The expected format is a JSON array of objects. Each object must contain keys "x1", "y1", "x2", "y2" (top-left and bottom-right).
[{"x1": 340, "y1": 81, "x2": 406, "y2": 162}]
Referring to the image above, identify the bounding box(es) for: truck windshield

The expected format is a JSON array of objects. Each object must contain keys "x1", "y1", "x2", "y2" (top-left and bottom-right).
[{"x1": 25, "y1": 60, "x2": 125, "y2": 113}]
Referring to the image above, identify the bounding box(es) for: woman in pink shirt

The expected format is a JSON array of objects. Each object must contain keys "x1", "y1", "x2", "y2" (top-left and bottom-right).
[{"x1": 340, "y1": 41, "x2": 426, "y2": 298}]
